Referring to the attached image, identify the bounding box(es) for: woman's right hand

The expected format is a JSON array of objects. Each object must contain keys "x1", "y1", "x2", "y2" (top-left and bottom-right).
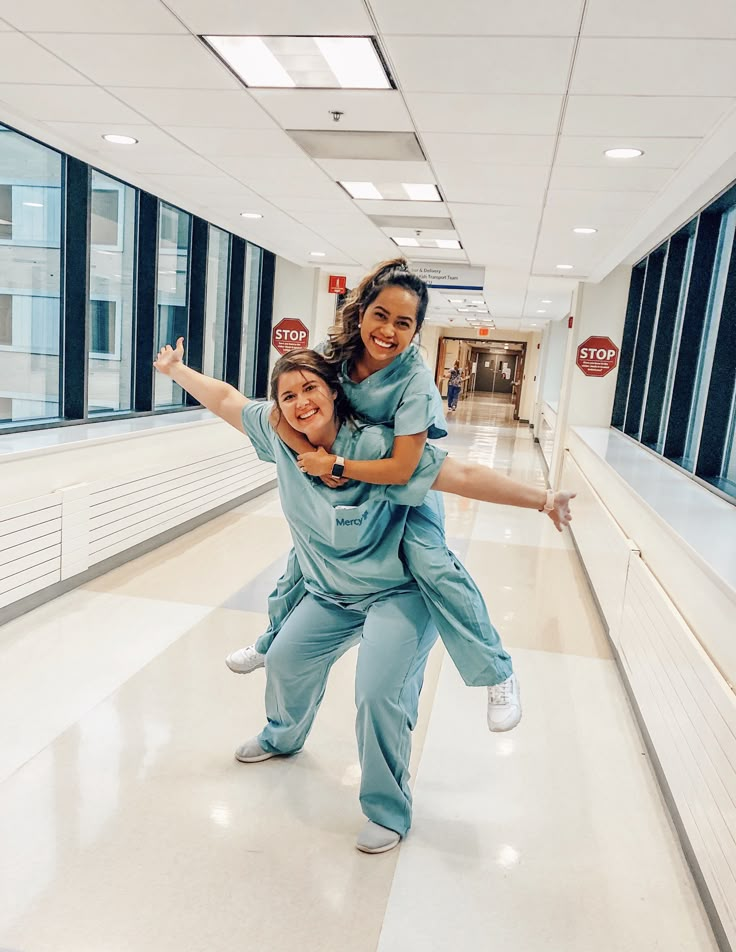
[
  {"x1": 547, "y1": 490, "x2": 575, "y2": 532},
  {"x1": 153, "y1": 337, "x2": 185, "y2": 376}
]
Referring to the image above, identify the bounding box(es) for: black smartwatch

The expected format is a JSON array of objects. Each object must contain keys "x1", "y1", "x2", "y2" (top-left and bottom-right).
[{"x1": 331, "y1": 455, "x2": 345, "y2": 478}]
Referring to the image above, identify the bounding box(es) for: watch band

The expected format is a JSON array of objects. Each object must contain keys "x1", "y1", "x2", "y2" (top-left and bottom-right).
[
  {"x1": 331, "y1": 455, "x2": 345, "y2": 478},
  {"x1": 540, "y1": 489, "x2": 555, "y2": 513}
]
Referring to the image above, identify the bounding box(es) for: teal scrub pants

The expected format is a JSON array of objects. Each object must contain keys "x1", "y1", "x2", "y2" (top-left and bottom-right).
[
  {"x1": 256, "y1": 492, "x2": 512, "y2": 688},
  {"x1": 258, "y1": 589, "x2": 437, "y2": 837}
]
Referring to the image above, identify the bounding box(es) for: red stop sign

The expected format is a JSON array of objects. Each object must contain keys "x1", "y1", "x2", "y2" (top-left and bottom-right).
[
  {"x1": 272, "y1": 318, "x2": 309, "y2": 355},
  {"x1": 576, "y1": 336, "x2": 619, "y2": 377}
]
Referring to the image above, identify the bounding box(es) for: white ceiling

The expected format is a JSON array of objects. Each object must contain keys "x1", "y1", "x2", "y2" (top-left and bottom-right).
[{"x1": 0, "y1": 0, "x2": 735, "y2": 330}]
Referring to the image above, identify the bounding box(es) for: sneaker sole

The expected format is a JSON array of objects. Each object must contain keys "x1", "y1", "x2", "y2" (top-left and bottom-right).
[
  {"x1": 234, "y1": 749, "x2": 277, "y2": 763},
  {"x1": 356, "y1": 837, "x2": 401, "y2": 854},
  {"x1": 225, "y1": 657, "x2": 265, "y2": 675}
]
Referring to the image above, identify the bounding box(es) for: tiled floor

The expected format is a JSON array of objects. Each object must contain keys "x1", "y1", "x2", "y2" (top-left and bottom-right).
[{"x1": 0, "y1": 394, "x2": 717, "y2": 951}]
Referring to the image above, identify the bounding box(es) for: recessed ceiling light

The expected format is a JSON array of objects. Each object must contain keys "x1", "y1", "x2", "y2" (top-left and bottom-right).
[
  {"x1": 240, "y1": 212, "x2": 263, "y2": 219},
  {"x1": 573, "y1": 227, "x2": 597, "y2": 234},
  {"x1": 401, "y1": 183, "x2": 441, "y2": 202},
  {"x1": 541, "y1": 299, "x2": 552, "y2": 304},
  {"x1": 102, "y1": 134, "x2": 138, "y2": 145},
  {"x1": 604, "y1": 148, "x2": 643, "y2": 159},
  {"x1": 536, "y1": 309, "x2": 546, "y2": 314},
  {"x1": 556, "y1": 264, "x2": 574, "y2": 270},
  {"x1": 448, "y1": 298, "x2": 464, "y2": 304},
  {"x1": 203, "y1": 35, "x2": 390, "y2": 89},
  {"x1": 392, "y1": 237, "x2": 420, "y2": 247},
  {"x1": 310, "y1": 251, "x2": 326, "y2": 257},
  {"x1": 531, "y1": 323, "x2": 537, "y2": 326},
  {"x1": 340, "y1": 181, "x2": 383, "y2": 200}
]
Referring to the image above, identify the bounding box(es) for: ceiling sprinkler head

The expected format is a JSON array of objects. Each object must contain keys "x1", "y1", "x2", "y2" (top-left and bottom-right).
[{"x1": 329, "y1": 110, "x2": 344, "y2": 122}]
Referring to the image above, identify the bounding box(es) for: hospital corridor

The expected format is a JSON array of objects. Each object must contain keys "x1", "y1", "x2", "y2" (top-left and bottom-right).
[{"x1": 0, "y1": 397, "x2": 717, "y2": 952}]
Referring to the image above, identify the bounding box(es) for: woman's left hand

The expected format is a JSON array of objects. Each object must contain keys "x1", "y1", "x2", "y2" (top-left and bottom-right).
[
  {"x1": 547, "y1": 491, "x2": 576, "y2": 532},
  {"x1": 298, "y1": 447, "x2": 336, "y2": 477}
]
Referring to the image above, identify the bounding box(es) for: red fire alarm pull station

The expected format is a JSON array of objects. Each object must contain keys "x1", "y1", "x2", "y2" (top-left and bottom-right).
[{"x1": 328, "y1": 275, "x2": 347, "y2": 294}]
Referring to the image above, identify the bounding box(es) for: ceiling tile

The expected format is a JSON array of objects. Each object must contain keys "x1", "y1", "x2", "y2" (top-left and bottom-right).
[
  {"x1": 0, "y1": 18, "x2": 13, "y2": 29},
  {"x1": 571, "y1": 38, "x2": 736, "y2": 96},
  {"x1": 0, "y1": 84, "x2": 143, "y2": 123},
  {"x1": 549, "y1": 165, "x2": 673, "y2": 192},
  {"x1": 29, "y1": 34, "x2": 241, "y2": 89},
  {"x1": 0, "y1": 0, "x2": 187, "y2": 33},
  {"x1": 434, "y1": 163, "x2": 549, "y2": 205},
  {"x1": 405, "y1": 93, "x2": 564, "y2": 134},
  {"x1": 372, "y1": 0, "x2": 584, "y2": 35},
  {"x1": 108, "y1": 87, "x2": 278, "y2": 129},
  {"x1": 583, "y1": 0, "x2": 736, "y2": 38},
  {"x1": 164, "y1": 126, "x2": 303, "y2": 158},
  {"x1": 563, "y1": 95, "x2": 736, "y2": 137},
  {"x1": 0, "y1": 33, "x2": 89, "y2": 84},
  {"x1": 384, "y1": 37, "x2": 576, "y2": 94},
  {"x1": 555, "y1": 135, "x2": 700, "y2": 167},
  {"x1": 251, "y1": 90, "x2": 413, "y2": 132},
  {"x1": 422, "y1": 133, "x2": 556, "y2": 166},
  {"x1": 545, "y1": 188, "x2": 656, "y2": 223},
  {"x1": 164, "y1": 0, "x2": 373, "y2": 35},
  {"x1": 316, "y1": 158, "x2": 435, "y2": 182},
  {"x1": 43, "y1": 121, "x2": 221, "y2": 175},
  {"x1": 289, "y1": 130, "x2": 423, "y2": 161}
]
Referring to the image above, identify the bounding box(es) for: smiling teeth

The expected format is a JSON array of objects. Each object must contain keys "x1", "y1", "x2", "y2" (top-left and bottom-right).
[
  {"x1": 298, "y1": 409, "x2": 318, "y2": 420},
  {"x1": 372, "y1": 337, "x2": 394, "y2": 349}
]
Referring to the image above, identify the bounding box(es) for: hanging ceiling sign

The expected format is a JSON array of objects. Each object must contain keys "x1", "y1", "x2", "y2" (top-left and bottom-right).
[{"x1": 412, "y1": 262, "x2": 485, "y2": 291}]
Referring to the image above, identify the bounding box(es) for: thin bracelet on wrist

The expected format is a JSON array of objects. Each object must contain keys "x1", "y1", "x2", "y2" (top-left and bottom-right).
[{"x1": 538, "y1": 489, "x2": 555, "y2": 512}]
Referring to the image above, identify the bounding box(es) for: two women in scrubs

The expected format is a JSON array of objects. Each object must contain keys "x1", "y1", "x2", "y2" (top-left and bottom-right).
[
  {"x1": 153, "y1": 344, "x2": 447, "y2": 853},
  {"x1": 227, "y1": 259, "x2": 574, "y2": 734}
]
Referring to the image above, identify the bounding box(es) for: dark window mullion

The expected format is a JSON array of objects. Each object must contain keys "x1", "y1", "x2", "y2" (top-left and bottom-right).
[
  {"x1": 185, "y1": 217, "x2": 208, "y2": 406},
  {"x1": 61, "y1": 156, "x2": 90, "y2": 420},
  {"x1": 133, "y1": 191, "x2": 158, "y2": 412},
  {"x1": 224, "y1": 236, "x2": 245, "y2": 389},
  {"x1": 253, "y1": 249, "x2": 275, "y2": 399},
  {"x1": 612, "y1": 265, "x2": 645, "y2": 428},
  {"x1": 624, "y1": 252, "x2": 664, "y2": 438}
]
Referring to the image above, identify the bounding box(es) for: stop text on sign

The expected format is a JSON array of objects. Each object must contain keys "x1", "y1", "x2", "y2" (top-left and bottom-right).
[
  {"x1": 271, "y1": 318, "x2": 309, "y2": 356},
  {"x1": 576, "y1": 335, "x2": 619, "y2": 378}
]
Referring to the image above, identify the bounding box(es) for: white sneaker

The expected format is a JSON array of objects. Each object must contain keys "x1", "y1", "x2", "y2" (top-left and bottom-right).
[
  {"x1": 356, "y1": 820, "x2": 401, "y2": 854},
  {"x1": 225, "y1": 644, "x2": 266, "y2": 674},
  {"x1": 235, "y1": 736, "x2": 278, "y2": 763},
  {"x1": 487, "y1": 674, "x2": 521, "y2": 732}
]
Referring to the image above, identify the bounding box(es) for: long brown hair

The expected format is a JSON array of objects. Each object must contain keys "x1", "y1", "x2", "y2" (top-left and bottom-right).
[
  {"x1": 269, "y1": 348, "x2": 356, "y2": 426},
  {"x1": 323, "y1": 258, "x2": 429, "y2": 368}
]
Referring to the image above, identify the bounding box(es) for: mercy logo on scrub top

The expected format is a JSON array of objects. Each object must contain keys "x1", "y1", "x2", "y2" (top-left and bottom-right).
[{"x1": 332, "y1": 504, "x2": 370, "y2": 547}]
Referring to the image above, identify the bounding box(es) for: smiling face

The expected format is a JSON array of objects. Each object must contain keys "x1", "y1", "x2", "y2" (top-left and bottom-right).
[
  {"x1": 359, "y1": 286, "x2": 419, "y2": 371},
  {"x1": 276, "y1": 369, "x2": 338, "y2": 446}
]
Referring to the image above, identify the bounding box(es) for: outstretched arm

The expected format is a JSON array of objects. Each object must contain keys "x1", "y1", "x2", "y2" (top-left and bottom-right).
[
  {"x1": 153, "y1": 338, "x2": 248, "y2": 432},
  {"x1": 432, "y1": 456, "x2": 575, "y2": 532}
]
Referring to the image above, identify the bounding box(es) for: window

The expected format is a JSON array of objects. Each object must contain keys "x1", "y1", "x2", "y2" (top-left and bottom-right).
[
  {"x1": 614, "y1": 184, "x2": 736, "y2": 501},
  {"x1": 0, "y1": 293, "x2": 11, "y2": 344},
  {"x1": 0, "y1": 122, "x2": 273, "y2": 431},
  {"x1": 154, "y1": 204, "x2": 191, "y2": 407},
  {"x1": 0, "y1": 125, "x2": 62, "y2": 425},
  {"x1": 88, "y1": 170, "x2": 135, "y2": 414},
  {"x1": 203, "y1": 226, "x2": 229, "y2": 380}
]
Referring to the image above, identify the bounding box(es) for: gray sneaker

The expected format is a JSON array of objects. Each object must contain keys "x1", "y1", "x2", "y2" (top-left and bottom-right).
[
  {"x1": 487, "y1": 674, "x2": 522, "y2": 732},
  {"x1": 225, "y1": 644, "x2": 266, "y2": 674},
  {"x1": 356, "y1": 820, "x2": 401, "y2": 854}
]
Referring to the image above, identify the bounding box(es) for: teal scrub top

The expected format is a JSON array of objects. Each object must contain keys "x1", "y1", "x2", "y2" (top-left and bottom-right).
[
  {"x1": 242, "y1": 402, "x2": 447, "y2": 604},
  {"x1": 339, "y1": 345, "x2": 447, "y2": 440}
]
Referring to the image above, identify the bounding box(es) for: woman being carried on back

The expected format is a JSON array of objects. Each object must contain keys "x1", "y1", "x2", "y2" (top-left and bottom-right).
[{"x1": 226, "y1": 258, "x2": 574, "y2": 733}]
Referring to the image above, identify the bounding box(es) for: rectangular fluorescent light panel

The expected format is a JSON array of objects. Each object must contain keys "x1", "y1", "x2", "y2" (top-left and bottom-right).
[
  {"x1": 402, "y1": 183, "x2": 441, "y2": 202},
  {"x1": 436, "y1": 239, "x2": 460, "y2": 249},
  {"x1": 393, "y1": 237, "x2": 420, "y2": 247},
  {"x1": 203, "y1": 35, "x2": 390, "y2": 89},
  {"x1": 341, "y1": 181, "x2": 383, "y2": 200}
]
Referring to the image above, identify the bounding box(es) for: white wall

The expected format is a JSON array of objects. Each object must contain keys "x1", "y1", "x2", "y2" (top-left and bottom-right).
[
  {"x1": 540, "y1": 318, "x2": 570, "y2": 409},
  {"x1": 269, "y1": 258, "x2": 319, "y2": 378},
  {"x1": 567, "y1": 265, "x2": 631, "y2": 427}
]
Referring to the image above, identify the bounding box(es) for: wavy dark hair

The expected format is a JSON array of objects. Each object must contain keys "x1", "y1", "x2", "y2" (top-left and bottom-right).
[
  {"x1": 323, "y1": 258, "x2": 429, "y2": 368},
  {"x1": 269, "y1": 348, "x2": 356, "y2": 427}
]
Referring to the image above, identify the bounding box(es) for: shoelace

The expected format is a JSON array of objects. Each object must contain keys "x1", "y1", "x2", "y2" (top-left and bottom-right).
[{"x1": 488, "y1": 679, "x2": 513, "y2": 704}]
